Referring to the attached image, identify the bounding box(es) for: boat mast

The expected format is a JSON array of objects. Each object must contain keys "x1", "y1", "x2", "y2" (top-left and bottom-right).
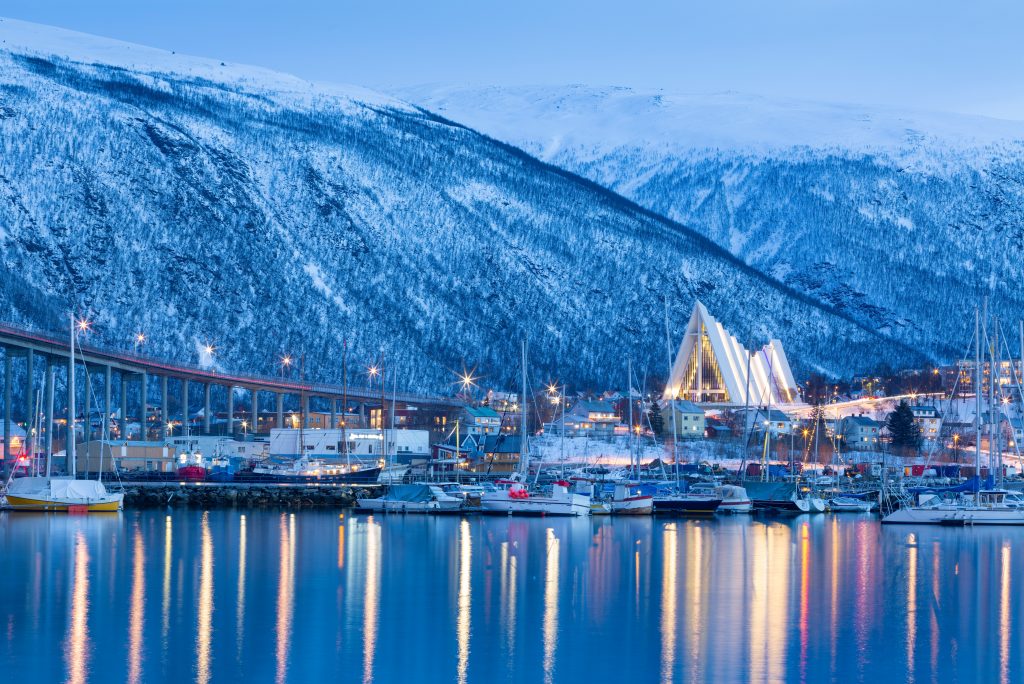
[
  {"x1": 664, "y1": 299, "x2": 679, "y2": 488},
  {"x1": 519, "y1": 340, "x2": 528, "y2": 478},
  {"x1": 342, "y1": 338, "x2": 349, "y2": 471},
  {"x1": 68, "y1": 313, "x2": 77, "y2": 479},
  {"x1": 389, "y1": 367, "x2": 397, "y2": 475},
  {"x1": 379, "y1": 352, "x2": 386, "y2": 470},
  {"x1": 299, "y1": 353, "x2": 306, "y2": 462},
  {"x1": 627, "y1": 358, "x2": 635, "y2": 478},
  {"x1": 975, "y1": 306, "x2": 982, "y2": 486}
]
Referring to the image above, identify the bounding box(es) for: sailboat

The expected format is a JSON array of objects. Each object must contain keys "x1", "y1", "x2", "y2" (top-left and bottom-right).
[
  {"x1": 480, "y1": 340, "x2": 591, "y2": 516},
  {"x1": 4, "y1": 314, "x2": 124, "y2": 512}
]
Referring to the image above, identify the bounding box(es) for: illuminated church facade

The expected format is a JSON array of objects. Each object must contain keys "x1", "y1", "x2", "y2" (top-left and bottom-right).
[{"x1": 663, "y1": 301, "x2": 800, "y2": 407}]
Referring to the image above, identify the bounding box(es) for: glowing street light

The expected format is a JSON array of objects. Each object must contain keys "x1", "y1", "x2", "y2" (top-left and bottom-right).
[
  {"x1": 367, "y1": 365, "x2": 380, "y2": 379},
  {"x1": 76, "y1": 318, "x2": 91, "y2": 333},
  {"x1": 204, "y1": 344, "x2": 215, "y2": 357}
]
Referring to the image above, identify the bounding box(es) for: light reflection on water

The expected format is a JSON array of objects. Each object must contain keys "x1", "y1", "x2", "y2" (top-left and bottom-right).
[{"x1": 1, "y1": 511, "x2": 1023, "y2": 683}]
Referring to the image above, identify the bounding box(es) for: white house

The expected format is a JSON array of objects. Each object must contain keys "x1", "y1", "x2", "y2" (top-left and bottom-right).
[{"x1": 909, "y1": 405, "x2": 941, "y2": 443}]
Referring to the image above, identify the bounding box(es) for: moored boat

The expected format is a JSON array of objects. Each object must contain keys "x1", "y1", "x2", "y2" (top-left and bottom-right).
[
  {"x1": 356, "y1": 483, "x2": 463, "y2": 513},
  {"x1": 610, "y1": 483, "x2": 653, "y2": 515},
  {"x1": 652, "y1": 489, "x2": 722, "y2": 515},
  {"x1": 480, "y1": 480, "x2": 591, "y2": 517},
  {"x1": 883, "y1": 490, "x2": 1024, "y2": 525},
  {"x1": 4, "y1": 476, "x2": 123, "y2": 512},
  {"x1": 829, "y1": 496, "x2": 876, "y2": 513}
]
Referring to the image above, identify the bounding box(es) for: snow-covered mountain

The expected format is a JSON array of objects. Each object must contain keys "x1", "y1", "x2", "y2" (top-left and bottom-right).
[
  {"x1": 399, "y1": 85, "x2": 1024, "y2": 359},
  {"x1": 0, "y1": 20, "x2": 921, "y2": 391}
]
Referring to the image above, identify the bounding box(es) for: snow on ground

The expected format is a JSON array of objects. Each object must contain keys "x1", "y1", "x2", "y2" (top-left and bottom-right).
[
  {"x1": 396, "y1": 84, "x2": 1024, "y2": 161},
  {"x1": 0, "y1": 16, "x2": 412, "y2": 112}
]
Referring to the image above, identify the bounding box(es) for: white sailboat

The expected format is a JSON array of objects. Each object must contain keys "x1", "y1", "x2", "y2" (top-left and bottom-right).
[
  {"x1": 480, "y1": 340, "x2": 591, "y2": 516},
  {"x1": 4, "y1": 314, "x2": 123, "y2": 512}
]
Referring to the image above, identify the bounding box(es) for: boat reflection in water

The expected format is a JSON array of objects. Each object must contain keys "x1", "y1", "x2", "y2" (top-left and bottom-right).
[{"x1": 3, "y1": 511, "x2": 1024, "y2": 683}]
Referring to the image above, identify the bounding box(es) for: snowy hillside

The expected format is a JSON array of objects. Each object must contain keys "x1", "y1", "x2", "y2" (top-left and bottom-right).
[
  {"x1": 400, "y1": 85, "x2": 1024, "y2": 356},
  {"x1": 0, "y1": 20, "x2": 920, "y2": 392}
]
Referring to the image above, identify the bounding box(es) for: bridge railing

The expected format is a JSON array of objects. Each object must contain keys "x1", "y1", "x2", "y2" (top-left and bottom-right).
[{"x1": 0, "y1": 320, "x2": 462, "y2": 407}]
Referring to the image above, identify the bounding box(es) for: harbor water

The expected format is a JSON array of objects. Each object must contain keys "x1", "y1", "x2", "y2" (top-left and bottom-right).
[{"x1": 1, "y1": 509, "x2": 1020, "y2": 683}]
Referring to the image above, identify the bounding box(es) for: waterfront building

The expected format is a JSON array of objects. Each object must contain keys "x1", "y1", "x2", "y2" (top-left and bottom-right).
[
  {"x1": 663, "y1": 301, "x2": 800, "y2": 407},
  {"x1": 662, "y1": 400, "x2": 706, "y2": 438},
  {"x1": 268, "y1": 427, "x2": 430, "y2": 465},
  {"x1": 77, "y1": 440, "x2": 176, "y2": 474}
]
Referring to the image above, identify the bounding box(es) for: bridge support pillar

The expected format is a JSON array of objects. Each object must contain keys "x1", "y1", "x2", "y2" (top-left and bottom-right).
[
  {"x1": 23, "y1": 350, "x2": 33, "y2": 431},
  {"x1": 83, "y1": 365, "x2": 91, "y2": 444},
  {"x1": 203, "y1": 383, "x2": 211, "y2": 435},
  {"x1": 227, "y1": 386, "x2": 234, "y2": 437},
  {"x1": 330, "y1": 398, "x2": 337, "y2": 429},
  {"x1": 182, "y1": 379, "x2": 190, "y2": 438},
  {"x1": 250, "y1": 389, "x2": 258, "y2": 435},
  {"x1": 103, "y1": 366, "x2": 112, "y2": 442},
  {"x1": 276, "y1": 392, "x2": 284, "y2": 429},
  {"x1": 44, "y1": 359, "x2": 54, "y2": 462},
  {"x1": 140, "y1": 372, "x2": 149, "y2": 440},
  {"x1": 3, "y1": 350, "x2": 11, "y2": 468},
  {"x1": 301, "y1": 393, "x2": 309, "y2": 429},
  {"x1": 160, "y1": 375, "x2": 169, "y2": 441},
  {"x1": 120, "y1": 373, "x2": 128, "y2": 439}
]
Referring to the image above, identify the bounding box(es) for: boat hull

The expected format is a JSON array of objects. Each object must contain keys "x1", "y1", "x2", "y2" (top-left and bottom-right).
[
  {"x1": 236, "y1": 467, "x2": 382, "y2": 484},
  {"x1": 883, "y1": 507, "x2": 1024, "y2": 525},
  {"x1": 481, "y1": 494, "x2": 591, "y2": 516},
  {"x1": 612, "y1": 496, "x2": 653, "y2": 515},
  {"x1": 356, "y1": 499, "x2": 463, "y2": 514},
  {"x1": 5, "y1": 494, "x2": 123, "y2": 512},
  {"x1": 653, "y1": 497, "x2": 722, "y2": 515}
]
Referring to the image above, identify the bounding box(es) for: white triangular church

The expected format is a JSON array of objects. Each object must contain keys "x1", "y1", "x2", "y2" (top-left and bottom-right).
[{"x1": 663, "y1": 301, "x2": 800, "y2": 406}]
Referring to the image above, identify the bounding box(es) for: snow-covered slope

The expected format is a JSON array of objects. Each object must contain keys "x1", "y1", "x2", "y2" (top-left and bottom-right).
[
  {"x1": 0, "y1": 21, "x2": 921, "y2": 391},
  {"x1": 400, "y1": 85, "x2": 1024, "y2": 353}
]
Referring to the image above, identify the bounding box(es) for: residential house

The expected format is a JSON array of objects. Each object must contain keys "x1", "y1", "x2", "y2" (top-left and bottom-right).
[
  {"x1": 840, "y1": 415, "x2": 882, "y2": 448},
  {"x1": 909, "y1": 405, "x2": 941, "y2": 443},
  {"x1": 460, "y1": 405, "x2": 502, "y2": 436},
  {"x1": 743, "y1": 408, "x2": 794, "y2": 437},
  {"x1": 544, "y1": 400, "x2": 623, "y2": 438},
  {"x1": 662, "y1": 400, "x2": 707, "y2": 439}
]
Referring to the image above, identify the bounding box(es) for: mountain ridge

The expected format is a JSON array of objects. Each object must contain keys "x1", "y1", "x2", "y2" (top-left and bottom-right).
[{"x1": 0, "y1": 20, "x2": 929, "y2": 392}]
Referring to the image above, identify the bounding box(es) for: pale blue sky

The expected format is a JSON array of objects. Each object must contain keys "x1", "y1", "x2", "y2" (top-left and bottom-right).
[{"x1": 5, "y1": 0, "x2": 1024, "y2": 119}]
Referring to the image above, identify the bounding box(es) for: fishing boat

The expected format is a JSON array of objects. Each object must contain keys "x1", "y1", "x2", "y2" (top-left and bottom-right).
[
  {"x1": 356, "y1": 483, "x2": 464, "y2": 513},
  {"x1": 690, "y1": 482, "x2": 753, "y2": 514},
  {"x1": 481, "y1": 479, "x2": 591, "y2": 516},
  {"x1": 828, "y1": 496, "x2": 876, "y2": 513},
  {"x1": 611, "y1": 483, "x2": 653, "y2": 515},
  {"x1": 240, "y1": 456, "x2": 380, "y2": 483},
  {"x1": 3, "y1": 315, "x2": 123, "y2": 512}
]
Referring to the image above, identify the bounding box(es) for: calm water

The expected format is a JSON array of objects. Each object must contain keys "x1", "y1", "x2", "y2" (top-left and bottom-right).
[{"x1": 0, "y1": 509, "x2": 1020, "y2": 684}]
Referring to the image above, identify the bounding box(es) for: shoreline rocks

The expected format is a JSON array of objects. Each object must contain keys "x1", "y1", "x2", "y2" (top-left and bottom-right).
[{"x1": 122, "y1": 484, "x2": 359, "y2": 509}]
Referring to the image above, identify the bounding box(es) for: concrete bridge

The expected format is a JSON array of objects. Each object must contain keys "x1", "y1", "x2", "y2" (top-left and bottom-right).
[{"x1": 0, "y1": 321, "x2": 462, "y2": 461}]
